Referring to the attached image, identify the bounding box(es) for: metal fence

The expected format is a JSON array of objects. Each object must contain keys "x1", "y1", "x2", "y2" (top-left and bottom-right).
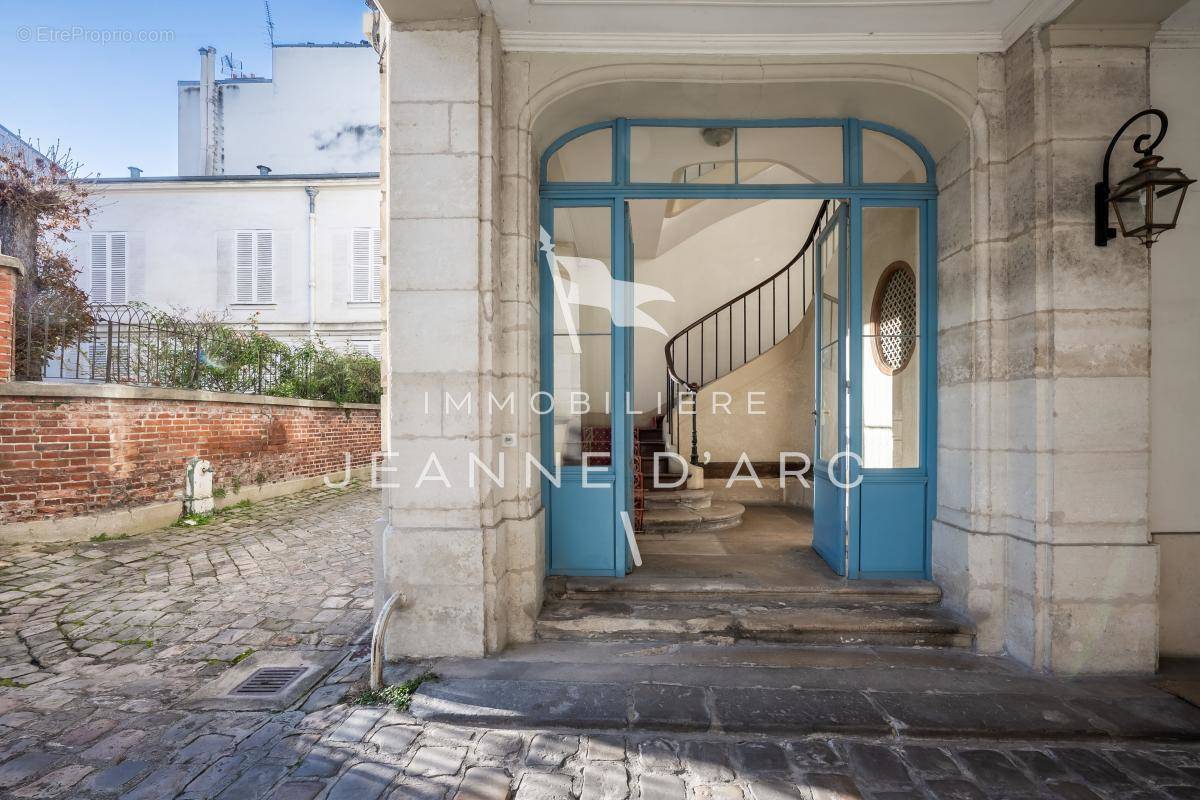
[{"x1": 13, "y1": 298, "x2": 369, "y2": 399}]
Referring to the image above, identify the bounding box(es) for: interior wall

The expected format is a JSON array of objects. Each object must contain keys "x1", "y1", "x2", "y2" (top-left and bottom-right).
[
  {"x1": 629, "y1": 199, "x2": 818, "y2": 420},
  {"x1": 696, "y1": 312, "x2": 813, "y2": 464},
  {"x1": 1149, "y1": 28, "x2": 1200, "y2": 656}
]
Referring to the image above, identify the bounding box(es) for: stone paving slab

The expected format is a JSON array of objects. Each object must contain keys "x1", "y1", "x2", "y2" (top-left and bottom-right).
[{"x1": 0, "y1": 483, "x2": 1198, "y2": 798}]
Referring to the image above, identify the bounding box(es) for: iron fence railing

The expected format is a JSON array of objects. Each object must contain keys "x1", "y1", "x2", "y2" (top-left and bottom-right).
[{"x1": 13, "y1": 299, "x2": 376, "y2": 402}]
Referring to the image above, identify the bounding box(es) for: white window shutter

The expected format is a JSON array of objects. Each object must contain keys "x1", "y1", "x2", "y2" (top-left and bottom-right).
[
  {"x1": 351, "y1": 339, "x2": 382, "y2": 358},
  {"x1": 255, "y1": 230, "x2": 273, "y2": 303},
  {"x1": 109, "y1": 233, "x2": 127, "y2": 303},
  {"x1": 235, "y1": 231, "x2": 254, "y2": 303},
  {"x1": 351, "y1": 228, "x2": 371, "y2": 302},
  {"x1": 90, "y1": 234, "x2": 108, "y2": 301},
  {"x1": 370, "y1": 228, "x2": 382, "y2": 302}
]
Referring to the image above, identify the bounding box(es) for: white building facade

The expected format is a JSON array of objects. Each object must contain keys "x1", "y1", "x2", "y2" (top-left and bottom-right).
[
  {"x1": 370, "y1": 0, "x2": 1200, "y2": 676},
  {"x1": 70, "y1": 42, "x2": 384, "y2": 350}
]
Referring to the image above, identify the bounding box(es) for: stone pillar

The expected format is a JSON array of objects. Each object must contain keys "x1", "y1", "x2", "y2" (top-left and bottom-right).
[
  {"x1": 937, "y1": 29, "x2": 1158, "y2": 674},
  {"x1": 376, "y1": 12, "x2": 514, "y2": 658},
  {"x1": 0, "y1": 254, "x2": 25, "y2": 383}
]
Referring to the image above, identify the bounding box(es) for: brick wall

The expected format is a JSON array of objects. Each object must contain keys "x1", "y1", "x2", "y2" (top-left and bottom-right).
[
  {"x1": 0, "y1": 259, "x2": 21, "y2": 383},
  {"x1": 0, "y1": 386, "x2": 381, "y2": 524}
]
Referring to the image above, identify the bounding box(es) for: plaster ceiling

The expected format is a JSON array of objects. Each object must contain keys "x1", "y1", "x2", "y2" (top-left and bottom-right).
[
  {"x1": 487, "y1": 0, "x2": 1076, "y2": 51},
  {"x1": 1056, "y1": 0, "x2": 1191, "y2": 26},
  {"x1": 1163, "y1": 0, "x2": 1200, "y2": 26}
]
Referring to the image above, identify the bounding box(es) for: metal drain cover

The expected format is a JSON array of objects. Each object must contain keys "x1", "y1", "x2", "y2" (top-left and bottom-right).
[
  {"x1": 233, "y1": 667, "x2": 307, "y2": 695},
  {"x1": 184, "y1": 649, "x2": 345, "y2": 711}
]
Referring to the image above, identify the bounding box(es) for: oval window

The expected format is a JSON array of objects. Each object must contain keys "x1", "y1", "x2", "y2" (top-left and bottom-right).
[{"x1": 870, "y1": 261, "x2": 918, "y2": 375}]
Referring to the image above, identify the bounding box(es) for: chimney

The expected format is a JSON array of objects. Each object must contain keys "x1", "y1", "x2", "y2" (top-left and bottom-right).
[
  {"x1": 199, "y1": 46, "x2": 217, "y2": 176},
  {"x1": 128, "y1": 166, "x2": 142, "y2": 179},
  {"x1": 256, "y1": 165, "x2": 272, "y2": 176}
]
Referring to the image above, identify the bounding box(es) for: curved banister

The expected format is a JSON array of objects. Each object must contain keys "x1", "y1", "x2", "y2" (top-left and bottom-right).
[{"x1": 664, "y1": 198, "x2": 831, "y2": 392}]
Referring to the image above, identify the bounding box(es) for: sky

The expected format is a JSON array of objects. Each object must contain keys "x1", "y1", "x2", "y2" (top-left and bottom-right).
[{"x1": 0, "y1": 0, "x2": 368, "y2": 178}]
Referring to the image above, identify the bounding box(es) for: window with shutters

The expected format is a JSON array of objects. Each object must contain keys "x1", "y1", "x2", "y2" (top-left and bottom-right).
[
  {"x1": 234, "y1": 229, "x2": 274, "y2": 304},
  {"x1": 351, "y1": 339, "x2": 383, "y2": 358},
  {"x1": 89, "y1": 232, "x2": 128, "y2": 303},
  {"x1": 350, "y1": 227, "x2": 381, "y2": 303}
]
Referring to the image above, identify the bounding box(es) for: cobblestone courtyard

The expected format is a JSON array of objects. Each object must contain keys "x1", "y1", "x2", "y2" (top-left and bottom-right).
[{"x1": 0, "y1": 485, "x2": 1196, "y2": 799}]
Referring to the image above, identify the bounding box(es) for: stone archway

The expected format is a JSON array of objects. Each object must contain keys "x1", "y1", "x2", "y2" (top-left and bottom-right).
[{"x1": 499, "y1": 56, "x2": 1000, "y2": 643}]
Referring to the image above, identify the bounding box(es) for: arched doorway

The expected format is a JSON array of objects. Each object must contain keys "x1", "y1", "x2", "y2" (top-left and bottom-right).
[{"x1": 539, "y1": 118, "x2": 937, "y2": 580}]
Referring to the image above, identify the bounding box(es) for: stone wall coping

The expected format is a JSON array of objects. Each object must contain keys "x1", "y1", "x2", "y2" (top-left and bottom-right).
[
  {"x1": 0, "y1": 254, "x2": 25, "y2": 276},
  {"x1": 0, "y1": 380, "x2": 381, "y2": 411}
]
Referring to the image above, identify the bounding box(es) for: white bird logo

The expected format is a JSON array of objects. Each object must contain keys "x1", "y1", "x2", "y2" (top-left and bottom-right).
[{"x1": 539, "y1": 226, "x2": 675, "y2": 355}]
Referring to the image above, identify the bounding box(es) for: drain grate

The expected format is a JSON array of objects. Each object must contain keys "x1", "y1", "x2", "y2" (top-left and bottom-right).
[{"x1": 232, "y1": 667, "x2": 307, "y2": 696}]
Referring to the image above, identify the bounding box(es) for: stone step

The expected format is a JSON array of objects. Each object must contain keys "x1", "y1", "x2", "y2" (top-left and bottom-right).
[
  {"x1": 535, "y1": 598, "x2": 975, "y2": 648},
  {"x1": 555, "y1": 576, "x2": 943, "y2": 605},
  {"x1": 402, "y1": 640, "x2": 1200, "y2": 740},
  {"x1": 643, "y1": 501, "x2": 744, "y2": 533},
  {"x1": 644, "y1": 488, "x2": 712, "y2": 510}
]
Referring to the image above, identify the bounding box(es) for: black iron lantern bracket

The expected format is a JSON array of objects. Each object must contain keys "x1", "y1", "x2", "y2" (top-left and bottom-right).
[{"x1": 1095, "y1": 109, "x2": 1169, "y2": 247}]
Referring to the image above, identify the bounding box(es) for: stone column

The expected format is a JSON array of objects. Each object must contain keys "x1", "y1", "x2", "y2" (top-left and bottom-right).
[
  {"x1": 938, "y1": 29, "x2": 1158, "y2": 674},
  {"x1": 0, "y1": 254, "x2": 25, "y2": 383},
  {"x1": 376, "y1": 12, "x2": 513, "y2": 658}
]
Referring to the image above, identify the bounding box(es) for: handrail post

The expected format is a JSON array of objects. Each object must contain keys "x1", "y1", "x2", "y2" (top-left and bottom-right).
[{"x1": 688, "y1": 384, "x2": 700, "y2": 466}]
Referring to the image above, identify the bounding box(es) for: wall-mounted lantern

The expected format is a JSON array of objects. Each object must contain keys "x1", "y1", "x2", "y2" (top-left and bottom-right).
[{"x1": 1096, "y1": 109, "x2": 1195, "y2": 249}]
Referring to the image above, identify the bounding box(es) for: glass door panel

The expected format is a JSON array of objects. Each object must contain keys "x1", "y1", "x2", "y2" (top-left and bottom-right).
[
  {"x1": 812, "y1": 203, "x2": 848, "y2": 576},
  {"x1": 860, "y1": 206, "x2": 921, "y2": 469},
  {"x1": 544, "y1": 204, "x2": 619, "y2": 575},
  {"x1": 854, "y1": 203, "x2": 928, "y2": 578}
]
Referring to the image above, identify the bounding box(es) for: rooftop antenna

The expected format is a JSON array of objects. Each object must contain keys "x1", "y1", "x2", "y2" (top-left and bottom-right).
[
  {"x1": 264, "y1": 0, "x2": 276, "y2": 47},
  {"x1": 220, "y1": 52, "x2": 244, "y2": 78}
]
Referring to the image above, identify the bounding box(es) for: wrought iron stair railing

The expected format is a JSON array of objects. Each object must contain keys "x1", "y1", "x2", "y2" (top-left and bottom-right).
[{"x1": 663, "y1": 199, "x2": 834, "y2": 465}]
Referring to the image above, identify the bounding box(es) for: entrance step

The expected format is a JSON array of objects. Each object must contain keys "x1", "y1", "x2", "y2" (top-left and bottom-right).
[
  {"x1": 401, "y1": 640, "x2": 1200, "y2": 740},
  {"x1": 644, "y1": 488, "x2": 712, "y2": 510},
  {"x1": 642, "y1": 501, "x2": 745, "y2": 533},
  {"x1": 535, "y1": 598, "x2": 975, "y2": 648},
  {"x1": 554, "y1": 575, "x2": 943, "y2": 605}
]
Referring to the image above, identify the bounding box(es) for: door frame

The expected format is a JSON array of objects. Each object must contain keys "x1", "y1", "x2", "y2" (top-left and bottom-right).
[
  {"x1": 847, "y1": 197, "x2": 939, "y2": 579},
  {"x1": 539, "y1": 117, "x2": 939, "y2": 580}
]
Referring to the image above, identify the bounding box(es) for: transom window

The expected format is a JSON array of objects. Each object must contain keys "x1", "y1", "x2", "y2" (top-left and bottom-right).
[{"x1": 540, "y1": 119, "x2": 934, "y2": 190}]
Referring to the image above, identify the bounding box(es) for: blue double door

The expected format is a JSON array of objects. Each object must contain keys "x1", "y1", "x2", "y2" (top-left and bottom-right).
[{"x1": 540, "y1": 197, "x2": 935, "y2": 581}]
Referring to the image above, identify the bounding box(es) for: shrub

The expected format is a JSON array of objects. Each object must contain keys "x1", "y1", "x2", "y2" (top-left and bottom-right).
[{"x1": 136, "y1": 308, "x2": 382, "y2": 404}]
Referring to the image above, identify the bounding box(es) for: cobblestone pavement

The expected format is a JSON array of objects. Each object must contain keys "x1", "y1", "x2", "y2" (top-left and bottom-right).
[{"x1": 0, "y1": 484, "x2": 1196, "y2": 799}]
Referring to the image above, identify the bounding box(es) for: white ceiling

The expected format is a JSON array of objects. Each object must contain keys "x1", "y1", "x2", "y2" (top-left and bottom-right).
[{"x1": 487, "y1": 0, "x2": 1077, "y2": 52}]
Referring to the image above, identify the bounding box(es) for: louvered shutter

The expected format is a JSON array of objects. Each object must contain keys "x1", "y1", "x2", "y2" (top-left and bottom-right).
[
  {"x1": 255, "y1": 230, "x2": 273, "y2": 303},
  {"x1": 235, "y1": 231, "x2": 255, "y2": 303},
  {"x1": 370, "y1": 228, "x2": 382, "y2": 302},
  {"x1": 351, "y1": 228, "x2": 371, "y2": 302},
  {"x1": 351, "y1": 339, "x2": 382, "y2": 358},
  {"x1": 90, "y1": 234, "x2": 108, "y2": 301},
  {"x1": 109, "y1": 233, "x2": 127, "y2": 303}
]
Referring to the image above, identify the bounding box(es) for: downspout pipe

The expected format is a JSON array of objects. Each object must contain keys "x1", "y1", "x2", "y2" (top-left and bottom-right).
[{"x1": 304, "y1": 187, "x2": 319, "y2": 340}]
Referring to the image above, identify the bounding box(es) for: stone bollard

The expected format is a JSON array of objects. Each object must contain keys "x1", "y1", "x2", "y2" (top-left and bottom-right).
[
  {"x1": 185, "y1": 457, "x2": 216, "y2": 515},
  {"x1": 0, "y1": 251, "x2": 26, "y2": 383}
]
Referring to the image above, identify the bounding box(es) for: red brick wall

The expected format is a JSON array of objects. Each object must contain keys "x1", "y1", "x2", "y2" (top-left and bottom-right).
[
  {"x1": 0, "y1": 391, "x2": 381, "y2": 524},
  {"x1": 0, "y1": 266, "x2": 17, "y2": 383}
]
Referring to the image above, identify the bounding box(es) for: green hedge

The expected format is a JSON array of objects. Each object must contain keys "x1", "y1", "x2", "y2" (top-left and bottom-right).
[{"x1": 137, "y1": 308, "x2": 382, "y2": 404}]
